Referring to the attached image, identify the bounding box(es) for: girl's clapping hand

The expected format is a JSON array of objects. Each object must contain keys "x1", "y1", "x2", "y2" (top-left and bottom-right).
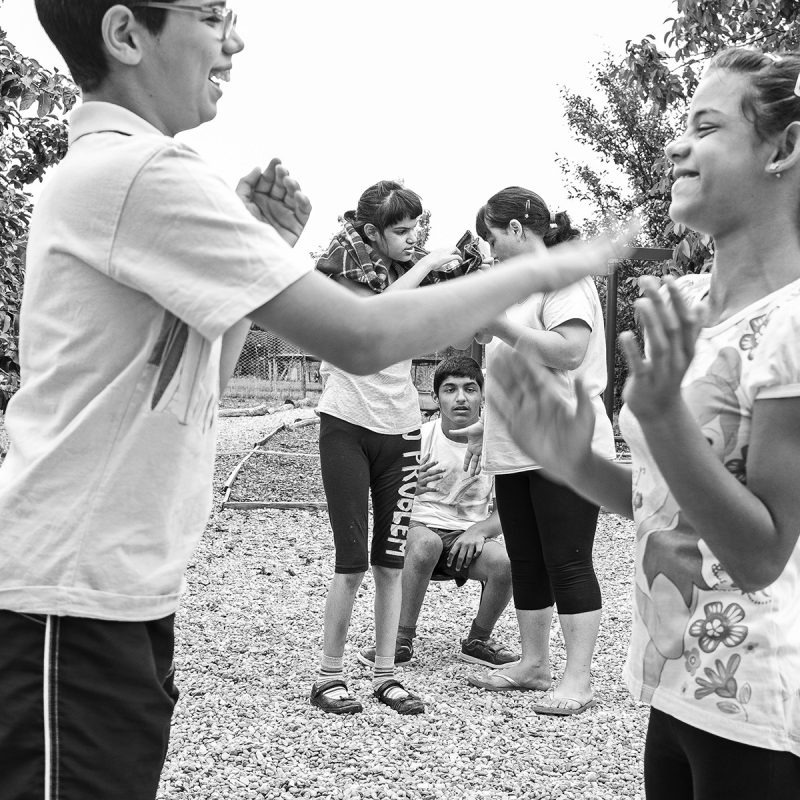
[{"x1": 620, "y1": 276, "x2": 707, "y2": 423}]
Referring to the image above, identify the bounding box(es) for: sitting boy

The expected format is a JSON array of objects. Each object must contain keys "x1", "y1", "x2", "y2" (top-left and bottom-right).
[{"x1": 360, "y1": 356, "x2": 518, "y2": 669}]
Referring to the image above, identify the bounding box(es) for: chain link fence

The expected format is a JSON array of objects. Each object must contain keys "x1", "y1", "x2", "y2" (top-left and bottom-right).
[
  {"x1": 223, "y1": 328, "x2": 318, "y2": 405},
  {"x1": 223, "y1": 326, "x2": 483, "y2": 407}
]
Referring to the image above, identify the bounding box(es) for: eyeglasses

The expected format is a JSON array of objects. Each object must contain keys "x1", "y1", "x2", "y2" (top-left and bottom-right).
[{"x1": 130, "y1": 3, "x2": 237, "y2": 40}]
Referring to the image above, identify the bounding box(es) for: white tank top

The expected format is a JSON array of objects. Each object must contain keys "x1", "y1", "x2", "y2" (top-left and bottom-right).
[{"x1": 317, "y1": 359, "x2": 421, "y2": 434}]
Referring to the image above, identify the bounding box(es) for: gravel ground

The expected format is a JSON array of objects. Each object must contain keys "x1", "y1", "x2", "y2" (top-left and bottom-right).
[
  {"x1": 157, "y1": 411, "x2": 648, "y2": 800},
  {"x1": 0, "y1": 410, "x2": 648, "y2": 799}
]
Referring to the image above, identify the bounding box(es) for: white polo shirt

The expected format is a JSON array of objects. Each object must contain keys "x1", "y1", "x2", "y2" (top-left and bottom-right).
[{"x1": 0, "y1": 102, "x2": 312, "y2": 620}]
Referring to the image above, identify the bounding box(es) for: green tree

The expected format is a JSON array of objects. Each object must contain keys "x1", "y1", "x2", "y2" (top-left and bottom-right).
[
  {"x1": 624, "y1": 0, "x2": 800, "y2": 111},
  {"x1": 559, "y1": 55, "x2": 683, "y2": 244},
  {"x1": 0, "y1": 19, "x2": 78, "y2": 408},
  {"x1": 613, "y1": 1, "x2": 800, "y2": 290},
  {"x1": 415, "y1": 209, "x2": 432, "y2": 248},
  {"x1": 559, "y1": 55, "x2": 712, "y2": 411}
]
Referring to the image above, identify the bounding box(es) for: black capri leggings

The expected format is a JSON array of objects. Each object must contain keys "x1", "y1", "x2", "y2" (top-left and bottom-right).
[
  {"x1": 644, "y1": 707, "x2": 800, "y2": 799},
  {"x1": 494, "y1": 469, "x2": 601, "y2": 613},
  {"x1": 319, "y1": 413, "x2": 421, "y2": 574}
]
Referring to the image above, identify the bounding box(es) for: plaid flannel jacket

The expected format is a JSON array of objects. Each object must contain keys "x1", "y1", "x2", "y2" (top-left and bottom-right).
[{"x1": 315, "y1": 219, "x2": 483, "y2": 294}]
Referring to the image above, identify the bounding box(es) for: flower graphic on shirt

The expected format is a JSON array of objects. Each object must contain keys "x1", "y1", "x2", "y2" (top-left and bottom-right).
[
  {"x1": 694, "y1": 654, "x2": 752, "y2": 720},
  {"x1": 709, "y1": 562, "x2": 772, "y2": 605},
  {"x1": 695, "y1": 653, "x2": 741, "y2": 700},
  {"x1": 688, "y1": 601, "x2": 748, "y2": 653},
  {"x1": 738, "y1": 313, "x2": 770, "y2": 359},
  {"x1": 683, "y1": 648, "x2": 701, "y2": 676}
]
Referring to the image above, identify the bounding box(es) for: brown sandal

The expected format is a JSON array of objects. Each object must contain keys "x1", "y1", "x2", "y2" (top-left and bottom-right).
[
  {"x1": 373, "y1": 679, "x2": 425, "y2": 715},
  {"x1": 310, "y1": 679, "x2": 363, "y2": 715}
]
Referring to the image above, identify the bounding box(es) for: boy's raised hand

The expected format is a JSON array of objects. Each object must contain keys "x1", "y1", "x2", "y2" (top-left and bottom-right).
[
  {"x1": 450, "y1": 419, "x2": 484, "y2": 476},
  {"x1": 236, "y1": 158, "x2": 312, "y2": 247},
  {"x1": 416, "y1": 455, "x2": 446, "y2": 495}
]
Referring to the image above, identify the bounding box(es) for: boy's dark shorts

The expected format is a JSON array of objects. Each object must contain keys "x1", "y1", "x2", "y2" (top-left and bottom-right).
[
  {"x1": 410, "y1": 522, "x2": 472, "y2": 586},
  {"x1": 0, "y1": 610, "x2": 178, "y2": 800}
]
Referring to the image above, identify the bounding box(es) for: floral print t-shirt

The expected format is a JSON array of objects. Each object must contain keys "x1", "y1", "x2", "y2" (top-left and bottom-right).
[{"x1": 619, "y1": 272, "x2": 800, "y2": 755}]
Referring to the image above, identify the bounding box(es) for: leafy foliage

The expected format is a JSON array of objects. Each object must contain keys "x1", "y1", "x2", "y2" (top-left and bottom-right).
[
  {"x1": 559, "y1": 55, "x2": 713, "y2": 411},
  {"x1": 563, "y1": 1, "x2": 799, "y2": 411},
  {"x1": 559, "y1": 56, "x2": 681, "y2": 243},
  {"x1": 416, "y1": 209, "x2": 432, "y2": 248},
  {"x1": 560, "y1": 53, "x2": 715, "y2": 270},
  {"x1": 623, "y1": 1, "x2": 800, "y2": 111},
  {"x1": 0, "y1": 21, "x2": 77, "y2": 407},
  {"x1": 611, "y1": 1, "x2": 800, "y2": 301}
]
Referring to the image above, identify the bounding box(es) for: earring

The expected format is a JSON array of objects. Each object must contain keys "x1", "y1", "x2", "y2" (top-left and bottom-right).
[{"x1": 770, "y1": 164, "x2": 783, "y2": 178}]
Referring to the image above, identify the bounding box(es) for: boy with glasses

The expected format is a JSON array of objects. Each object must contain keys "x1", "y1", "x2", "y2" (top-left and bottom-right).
[
  {"x1": 0, "y1": 2, "x2": 627, "y2": 797},
  {"x1": 131, "y1": 1, "x2": 238, "y2": 39}
]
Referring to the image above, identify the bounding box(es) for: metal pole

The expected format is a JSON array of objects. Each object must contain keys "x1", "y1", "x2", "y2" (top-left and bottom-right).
[
  {"x1": 604, "y1": 265, "x2": 619, "y2": 422},
  {"x1": 603, "y1": 248, "x2": 673, "y2": 422},
  {"x1": 470, "y1": 339, "x2": 483, "y2": 367}
]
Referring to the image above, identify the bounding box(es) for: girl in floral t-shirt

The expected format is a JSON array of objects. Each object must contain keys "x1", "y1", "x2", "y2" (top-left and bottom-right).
[{"x1": 485, "y1": 48, "x2": 800, "y2": 799}]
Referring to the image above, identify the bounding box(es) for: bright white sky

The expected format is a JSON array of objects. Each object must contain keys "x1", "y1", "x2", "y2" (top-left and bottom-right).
[{"x1": 2, "y1": 0, "x2": 675, "y2": 254}]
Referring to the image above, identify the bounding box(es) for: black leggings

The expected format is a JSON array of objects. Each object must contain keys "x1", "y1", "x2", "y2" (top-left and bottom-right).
[
  {"x1": 645, "y1": 707, "x2": 800, "y2": 799},
  {"x1": 319, "y1": 413, "x2": 421, "y2": 574},
  {"x1": 494, "y1": 469, "x2": 601, "y2": 613}
]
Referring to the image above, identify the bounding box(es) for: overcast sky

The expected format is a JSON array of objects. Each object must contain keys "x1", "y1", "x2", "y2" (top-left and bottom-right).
[{"x1": 2, "y1": 0, "x2": 675, "y2": 254}]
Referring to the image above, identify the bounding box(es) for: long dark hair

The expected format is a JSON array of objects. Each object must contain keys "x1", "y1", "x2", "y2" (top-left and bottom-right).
[
  {"x1": 708, "y1": 48, "x2": 800, "y2": 141},
  {"x1": 343, "y1": 181, "x2": 423, "y2": 244},
  {"x1": 476, "y1": 186, "x2": 579, "y2": 248}
]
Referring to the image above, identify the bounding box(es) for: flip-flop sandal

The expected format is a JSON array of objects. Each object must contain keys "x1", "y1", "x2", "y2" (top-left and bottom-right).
[
  {"x1": 533, "y1": 691, "x2": 597, "y2": 716},
  {"x1": 466, "y1": 672, "x2": 541, "y2": 692}
]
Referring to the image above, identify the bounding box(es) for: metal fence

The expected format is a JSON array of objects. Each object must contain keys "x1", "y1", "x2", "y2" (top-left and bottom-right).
[
  {"x1": 225, "y1": 327, "x2": 482, "y2": 405},
  {"x1": 225, "y1": 328, "x2": 318, "y2": 404}
]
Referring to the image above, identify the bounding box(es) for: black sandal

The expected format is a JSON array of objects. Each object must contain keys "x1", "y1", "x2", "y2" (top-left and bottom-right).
[
  {"x1": 310, "y1": 679, "x2": 363, "y2": 715},
  {"x1": 373, "y1": 679, "x2": 425, "y2": 715}
]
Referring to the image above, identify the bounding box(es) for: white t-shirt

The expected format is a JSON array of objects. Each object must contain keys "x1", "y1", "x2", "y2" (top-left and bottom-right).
[
  {"x1": 317, "y1": 359, "x2": 421, "y2": 435},
  {"x1": 0, "y1": 102, "x2": 313, "y2": 621},
  {"x1": 410, "y1": 419, "x2": 493, "y2": 531},
  {"x1": 483, "y1": 277, "x2": 614, "y2": 474},
  {"x1": 620, "y1": 273, "x2": 800, "y2": 755}
]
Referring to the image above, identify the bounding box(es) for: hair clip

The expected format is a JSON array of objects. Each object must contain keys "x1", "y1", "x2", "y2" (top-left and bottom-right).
[
  {"x1": 794, "y1": 70, "x2": 800, "y2": 98},
  {"x1": 549, "y1": 210, "x2": 558, "y2": 229},
  {"x1": 523, "y1": 199, "x2": 530, "y2": 220}
]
